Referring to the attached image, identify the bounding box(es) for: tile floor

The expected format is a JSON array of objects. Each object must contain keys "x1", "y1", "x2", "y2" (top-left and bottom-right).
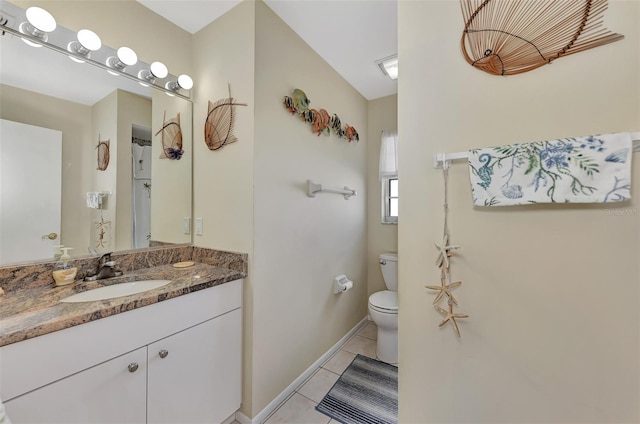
[{"x1": 260, "y1": 321, "x2": 385, "y2": 424}]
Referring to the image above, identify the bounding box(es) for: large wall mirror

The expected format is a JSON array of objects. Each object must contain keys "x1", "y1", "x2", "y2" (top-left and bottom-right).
[{"x1": 0, "y1": 1, "x2": 193, "y2": 266}]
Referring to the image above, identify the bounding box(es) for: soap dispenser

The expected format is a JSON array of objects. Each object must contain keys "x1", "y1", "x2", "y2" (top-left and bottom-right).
[
  {"x1": 53, "y1": 245, "x2": 64, "y2": 260},
  {"x1": 53, "y1": 247, "x2": 77, "y2": 287}
]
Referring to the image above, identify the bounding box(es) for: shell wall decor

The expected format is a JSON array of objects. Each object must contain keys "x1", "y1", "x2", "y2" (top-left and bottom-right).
[
  {"x1": 283, "y1": 88, "x2": 359, "y2": 142},
  {"x1": 204, "y1": 84, "x2": 248, "y2": 151},
  {"x1": 156, "y1": 111, "x2": 184, "y2": 160},
  {"x1": 96, "y1": 135, "x2": 110, "y2": 171},
  {"x1": 460, "y1": 0, "x2": 624, "y2": 76}
]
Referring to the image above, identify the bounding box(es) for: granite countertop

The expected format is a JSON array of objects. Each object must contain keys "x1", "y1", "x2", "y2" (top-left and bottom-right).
[{"x1": 0, "y1": 262, "x2": 245, "y2": 347}]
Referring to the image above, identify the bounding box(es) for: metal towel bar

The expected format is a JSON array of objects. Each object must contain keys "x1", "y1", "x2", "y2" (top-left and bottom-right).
[{"x1": 307, "y1": 180, "x2": 357, "y2": 200}]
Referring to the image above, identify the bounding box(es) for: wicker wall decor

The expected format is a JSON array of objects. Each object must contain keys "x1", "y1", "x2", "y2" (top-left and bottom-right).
[
  {"x1": 204, "y1": 84, "x2": 247, "y2": 151},
  {"x1": 156, "y1": 111, "x2": 184, "y2": 160},
  {"x1": 460, "y1": 0, "x2": 624, "y2": 76},
  {"x1": 96, "y1": 135, "x2": 110, "y2": 171}
]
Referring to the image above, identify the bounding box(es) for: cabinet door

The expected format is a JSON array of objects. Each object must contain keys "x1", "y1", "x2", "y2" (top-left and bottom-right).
[
  {"x1": 4, "y1": 347, "x2": 147, "y2": 424},
  {"x1": 147, "y1": 308, "x2": 242, "y2": 424}
]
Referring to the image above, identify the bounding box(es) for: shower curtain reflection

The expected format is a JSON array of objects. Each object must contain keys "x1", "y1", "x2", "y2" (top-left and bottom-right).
[{"x1": 132, "y1": 128, "x2": 152, "y2": 249}]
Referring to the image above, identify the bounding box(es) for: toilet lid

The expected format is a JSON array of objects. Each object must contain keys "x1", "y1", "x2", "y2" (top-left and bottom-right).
[{"x1": 369, "y1": 290, "x2": 397, "y2": 312}]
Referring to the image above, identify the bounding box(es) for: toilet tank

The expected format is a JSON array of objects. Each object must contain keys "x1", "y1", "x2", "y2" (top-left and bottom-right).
[{"x1": 379, "y1": 253, "x2": 398, "y2": 291}]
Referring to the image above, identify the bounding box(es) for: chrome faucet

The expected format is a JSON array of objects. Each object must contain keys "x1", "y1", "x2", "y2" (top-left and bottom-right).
[{"x1": 84, "y1": 252, "x2": 123, "y2": 281}]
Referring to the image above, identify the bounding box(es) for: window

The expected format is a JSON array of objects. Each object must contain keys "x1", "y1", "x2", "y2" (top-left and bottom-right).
[
  {"x1": 380, "y1": 130, "x2": 398, "y2": 224},
  {"x1": 382, "y1": 177, "x2": 398, "y2": 224}
]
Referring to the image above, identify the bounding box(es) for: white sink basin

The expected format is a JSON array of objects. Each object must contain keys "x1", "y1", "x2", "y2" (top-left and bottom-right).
[{"x1": 61, "y1": 280, "x2": 172, "y2": 303}]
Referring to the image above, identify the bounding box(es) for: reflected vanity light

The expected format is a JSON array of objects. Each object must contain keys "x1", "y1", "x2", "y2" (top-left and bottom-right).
[
  {"x1": 165, "y1": 74, "x2": 193, "y2": 96},
  {"x1": 19, "y1": 7, "x2": 56, "y2": 47},
  {"x1": 138, "y1": 61, "x2": 168, "y2": 87},
  {"x1": 0, "y1": 3, "x2": 194, "y2": 100},
  {"x1": 106, "y1": 46, "x2": 138, "y2": 75},
  {"x1": 67, "y1": 29, "x2": 102, "y2": 63}
]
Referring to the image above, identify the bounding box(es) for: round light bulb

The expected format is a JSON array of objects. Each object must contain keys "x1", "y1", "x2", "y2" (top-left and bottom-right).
[
  {"x1": 177, "y1": 74, "x2": 193, "y2": 90},
  {"x1": 77, "y1": 29, "x2": 101, "y2": 51},
  {"x1": 150, "y1": 62, "x2": 168, "y2": 79},
  {"x1": 68, "y1": 29, "x2": 101, "y2": 63},
  {"x1": 25, "y1": 7, "x2": 56, "y2": 32},
  {"x1": 138, "y1": 62, "x2": 168, "y2": 87},
  {"x1": 117, "y1": 47, "x2": 137, "y2": 66}
]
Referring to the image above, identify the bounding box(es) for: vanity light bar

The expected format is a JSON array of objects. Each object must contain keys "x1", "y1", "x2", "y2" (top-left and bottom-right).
[{"x1": 0, "y1": 15, "x2": 193, "y2": 101}]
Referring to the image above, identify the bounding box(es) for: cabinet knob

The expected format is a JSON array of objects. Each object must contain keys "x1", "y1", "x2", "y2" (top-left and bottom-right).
[
  {"x1": 159, "y1": 349, "x2": 169, "y2": 359},
  {"x1": 128, "y1": 363, "x2": 139, "y2": 373}
]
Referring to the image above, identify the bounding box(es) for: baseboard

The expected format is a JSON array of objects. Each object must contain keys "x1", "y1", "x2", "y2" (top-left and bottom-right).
[
  {"x1": 222, "y1": 413, "x2": 239, "y2": 424},
  {"x1": 235, "y1": 316, "x2": 370, "y2": 424},
  {"x1": 235, "y1": 411, "x2": 251, "y2": 424}
]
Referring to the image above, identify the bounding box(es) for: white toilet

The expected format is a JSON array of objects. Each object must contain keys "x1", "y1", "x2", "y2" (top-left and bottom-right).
[{"x1": 368, "y1": 252, "x2": 398, "y2": 364}]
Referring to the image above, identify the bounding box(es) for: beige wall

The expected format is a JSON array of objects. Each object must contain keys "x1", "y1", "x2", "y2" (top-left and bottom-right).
[
  {"x1": 252, "y1": 0, "x2": 368, "y2": 415},
  {"x1": 192, "y1": 1, "x2": 255, "y2": 255},
  {"x1": 0, "y1": 84, "x2": 92, "y2": 256},
  {"x1": 115, "y1": 90, "x2": 152, "y2": 251},
  {"x1": 367, "y1": 95, "x2": 398, "y2": 296},
  {"x1": 150, "y1": 91, "x2": 193, "y2": 245},
  {"x1": 398, "y1": 1, "x2": 640, "y2": 423},
  {"x1": 91, "y1": 90, "x2": 118, "y2": 252},
  {"x1": 191, "y1": 0, "x2": 256, "y2": 415},
  {"x1": 192, "y1": 0, "x2": 369, "y2": 417}
]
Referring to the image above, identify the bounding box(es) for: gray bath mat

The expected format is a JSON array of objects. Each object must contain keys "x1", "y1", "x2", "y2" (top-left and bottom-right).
[{"x1": 316, "y1": 354, "x2": 398, "y2": 424}]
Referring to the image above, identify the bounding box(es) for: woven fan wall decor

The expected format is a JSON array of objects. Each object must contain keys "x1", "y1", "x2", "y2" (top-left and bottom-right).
[
  {"x1": 460, "y1": 0, "x2": 624, "y2": 76},
  {"x1": 156, "y1": 111, "x2": 184, "y2": 160},
  {"x1": 204, "y1": 84, "x2": 247, "y2": 151},
  {"x1": 96, "y1": 136, "x2": 110, "y2": 171}
]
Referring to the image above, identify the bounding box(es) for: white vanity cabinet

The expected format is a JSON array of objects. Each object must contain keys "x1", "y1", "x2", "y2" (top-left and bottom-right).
[
  {"x1": 1, "y1": 279, "x2": 242, "y2": 424},
  {"x1": 4, "y1": 347, "x2": 148, "y2": 423},
  {"x1": 147, "y1": 308, "x2": 242, "y2": 424}
]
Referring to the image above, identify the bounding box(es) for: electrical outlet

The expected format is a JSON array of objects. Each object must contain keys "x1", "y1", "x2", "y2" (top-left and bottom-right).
[
  {"x1": 195, "y1": 218, "x2": 203, "y2": 236},
  {"x1": 183, "y1": 217, "x2": 190, "y2": 235}
]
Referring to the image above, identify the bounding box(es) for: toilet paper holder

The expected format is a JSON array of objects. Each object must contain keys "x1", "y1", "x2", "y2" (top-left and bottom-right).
[{"x1": 334, "y1": 274, "x2": 353, "y2": 294}]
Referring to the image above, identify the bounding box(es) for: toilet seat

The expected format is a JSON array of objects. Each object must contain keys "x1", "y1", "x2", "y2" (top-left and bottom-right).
[{"x1": 368, "y1": 290, "x2": 397, "y2": 314}]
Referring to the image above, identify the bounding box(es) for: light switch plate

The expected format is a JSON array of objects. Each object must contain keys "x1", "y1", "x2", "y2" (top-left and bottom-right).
[{"x1": 195, "y1": 218, "x2": 203, "y2": 236}]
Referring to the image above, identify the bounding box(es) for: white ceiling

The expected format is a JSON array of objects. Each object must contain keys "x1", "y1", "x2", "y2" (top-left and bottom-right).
[{"x1": 137, "y1": 0, "x2": 398, "y2": 100}]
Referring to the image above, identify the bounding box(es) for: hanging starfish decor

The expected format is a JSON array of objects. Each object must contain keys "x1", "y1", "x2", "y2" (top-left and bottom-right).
[
  {"x1": 435, "y1": 233, "x2": 460, "y2": 269},
  {"x1": 425, "y1": 270, "x2": 462, "y2": 305},
  {"x1": 434, "y1": 299, "x2": 469, "y2": 338},
  {"x1": 427, "y1": 160, "x2": 469, "y2": 337}
]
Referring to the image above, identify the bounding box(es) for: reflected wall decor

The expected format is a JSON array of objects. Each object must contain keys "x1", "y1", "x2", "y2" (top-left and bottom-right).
[
  {"x1": 96, "y1": 135, "x2": 110, "y2": 171},
  {"x1": 156, "y1": 111, "x2": 183, "y2": 160}
]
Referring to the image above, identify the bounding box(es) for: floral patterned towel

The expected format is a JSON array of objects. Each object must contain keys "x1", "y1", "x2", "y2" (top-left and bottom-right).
[{"x1": 468, "y1": 132, "x2": 632, "y2": 206}]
